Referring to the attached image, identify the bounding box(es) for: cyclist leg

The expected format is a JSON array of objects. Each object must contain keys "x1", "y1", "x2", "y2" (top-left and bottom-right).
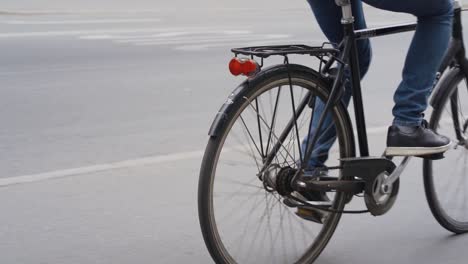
[
  {"x1": 363, "y1": 0, "x2": 453, "y2": 155},
  {"x1": 364, "y1": 0, "x2": 453, "y2": 126},
  {"x1": 302, "y1": 0, "x2": 371, "y2": 169}
]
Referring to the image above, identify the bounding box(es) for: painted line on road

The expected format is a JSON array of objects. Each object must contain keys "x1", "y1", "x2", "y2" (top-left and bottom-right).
[
  {"x1": 0, "y1": 64, "x2": 143, "y2": 75},
  {"x1": 0, "y1": 28, "x2": 172, "y2": 38},
  {"x1": 110, "y1": 31, "x2": 256, "y2": 43},
  {"x1": 0, "y1": 125, "x2": 389, "y2": 188},
  {"x1": 0, "y1": 150, "x2": 206, "y2": 187},
  {"x1": 0, "y1": 27, "x2": 250, "y2": 38},
  {"x1": 78, "y1": 30, "x2": 250, "y2": 40},
  {"x1": 5, "y1": 18, "x2": 162, "y2": 25},
  {"x1": 0, "y1": 10, "x2": 164, "y2": 16},
  {"x1": 174, "y1": 39, "x2": 320, "y2": 51},
  {"x1": 115, "y1": 34, "x2": 258, "y2": 44},
  {"x1": 133, "y1": 34, "x2": 290, "y2": 46}
]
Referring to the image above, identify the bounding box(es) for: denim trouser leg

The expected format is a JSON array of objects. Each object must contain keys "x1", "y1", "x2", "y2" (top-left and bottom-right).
[
  {"x1": 303, "y1": 0, "x2": 453, "y2": 168},
  {"x1": 366, "y1": 0, "x2": 454, "y2": 126},
  {"x1": 302, "y1": 0, "x2": 371, "y2": 168}
]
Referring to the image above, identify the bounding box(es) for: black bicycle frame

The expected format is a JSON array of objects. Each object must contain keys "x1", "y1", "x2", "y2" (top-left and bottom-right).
[
  {"x1": 438, "y1": 6, "x2": 468, "y2": 76},
  {"x1": 300, "y1": 0, "x2": 467, "y2": 171}
]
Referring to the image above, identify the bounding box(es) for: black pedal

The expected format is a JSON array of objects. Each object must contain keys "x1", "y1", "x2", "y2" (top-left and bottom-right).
[
  {"x1": 295, "y1": 207, "x2": 327, "y2": 224},
  {"x1": 416, "y1": 153, "x2": 445, "y2": 160}
]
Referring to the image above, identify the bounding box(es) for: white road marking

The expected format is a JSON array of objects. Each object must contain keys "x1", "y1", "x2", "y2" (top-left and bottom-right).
[
  {"x1": 78, "y1": 30, "x2": 236, "y2": 40},
  {"x1": 133, "y1": 34, "x2": 290, "y2": 46},
  {"x1": 175, "y1": 42, "x2": 246, "y2": 51},
  {"x1": 0, "y1": 125, "x2": 389, "y2": 187},
  {"x1": 78, "y1": 35, "x2": 114, "y2": 40},
  {"x1": 0, "y1": 28, "x2": 169, "y2": 38},
  {"x1": 0, "y1": 10, "x2": 163, "y2": 16},
  {"x1": 152, "y1": 31, "x2": 191, "y2": 37},
  {"x1": 223, "y1": 30, "x2": 252, "y2": 35},
  {"x1": 75, "y1": 30, "x2": 288, "y2": 49},
  {"x1": 114, "y1": 34, "x2": 253, "y2": 44},
  {"x1": 0, "y1": 64, "x2": 142, "y2": 75},
  {"x1": 0, "y1": 150, "x2": 206, "y2": 187},
  {"x1": 101, "y1": 30, "x2": 254, "y2": 43},
  {"x1": 0, "y1": 27, "x2": 247, "y2": 38},
  {"x1": 5, "y1": 18, "x2": 162, "y2": 25},
  {"x1": 175, "y1": 39, "x2": 314, "y2": 51},
  {"x1": 0, "y1": 25, "x2": 279, "y2": 52}
]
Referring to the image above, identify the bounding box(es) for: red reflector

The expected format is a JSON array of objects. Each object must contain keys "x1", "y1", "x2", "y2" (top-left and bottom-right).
[
  {"x1": 229, "y1": 58, "x2": 258, "y2": 77},
  {"x1": 229, "y1": 58, "x2": 243, "y2": 76}
]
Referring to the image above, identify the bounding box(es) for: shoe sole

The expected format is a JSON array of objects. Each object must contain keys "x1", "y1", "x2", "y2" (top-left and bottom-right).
[{"x1": 385, "y1": 142, "x2": 452, "y2": 156}]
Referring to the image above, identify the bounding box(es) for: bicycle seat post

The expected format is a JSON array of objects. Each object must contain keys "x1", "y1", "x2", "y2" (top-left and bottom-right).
[
  {"x1": 336, "y1": 0, "x2": 370, "y2": 157},
  {"x1": 335, "y1": 0, "x2": 354, "y2": 24}
]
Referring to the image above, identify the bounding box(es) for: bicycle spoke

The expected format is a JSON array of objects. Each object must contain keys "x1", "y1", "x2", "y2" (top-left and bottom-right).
[
  {"x1": 218, "y1": 177, "x2": 263, "y2": 190},
  {"x1": 240, "y1": 115, "x2": 264, "y2": 160},
  {"x1": 305, "y1": 96, "x2": 317, "y2": 163},
  {"x1": 245, "y1": 99, "x2": 301, "y2": 165},
  {"x1": 266, "y1": 86, "x2": 282, "y2": 155},
  {"x1": 289, "y1": 85, "x2": 304, "y2": 163},
  {"x1": 256, "y1": 98, "x2": 266, "y2": 158},
  {"x1": 232, "y1": 193, "x2": 265, "y2": 255}
]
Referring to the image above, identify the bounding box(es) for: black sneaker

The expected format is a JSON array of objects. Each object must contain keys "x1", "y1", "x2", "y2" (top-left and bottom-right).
[{"x1": 385, "y1": 120, "x2": 451, "y2": 156}]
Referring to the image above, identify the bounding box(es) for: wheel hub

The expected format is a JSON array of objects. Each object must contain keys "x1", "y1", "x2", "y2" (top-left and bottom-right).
[{"x1": 262, "y1": 164, "x2": 296, "y2": 195}]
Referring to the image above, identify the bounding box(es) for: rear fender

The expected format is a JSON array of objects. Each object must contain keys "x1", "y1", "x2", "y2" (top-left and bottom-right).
[
  {"x1": 208, "y1": 64, "x2": 330, "y2": 137},
  {"x1": 207, "y1": 83, "x2": 246, "y2": 137}
]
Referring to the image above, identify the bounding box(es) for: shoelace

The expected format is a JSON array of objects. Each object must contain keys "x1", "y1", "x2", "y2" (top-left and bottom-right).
[{"x1": 421, "y1": 119, "x2": 429, "y2": 129}]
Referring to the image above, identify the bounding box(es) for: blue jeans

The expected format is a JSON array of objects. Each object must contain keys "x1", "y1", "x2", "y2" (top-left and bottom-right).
[{"x1": 302, "y1": 0, "x2": 453, "y2": 168}]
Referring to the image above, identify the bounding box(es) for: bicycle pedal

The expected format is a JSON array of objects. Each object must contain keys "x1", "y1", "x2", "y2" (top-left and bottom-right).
[
  {"x1": 416, "y1": 153, "x2": 445, "y2": 160},
  {"x1": 286, "y1": 196, "x2": 333, "y2": 205},
  {"x1": 295, "y1": 207, "x2": 328, "y2": 224}
]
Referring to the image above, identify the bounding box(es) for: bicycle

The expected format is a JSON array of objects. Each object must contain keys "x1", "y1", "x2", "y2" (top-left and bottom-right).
[{"x1": 198, "y1": 0, "x2": 468, "y2": 263}]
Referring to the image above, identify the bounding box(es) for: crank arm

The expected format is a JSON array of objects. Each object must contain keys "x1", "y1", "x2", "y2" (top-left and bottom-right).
[{"x1": 382, "y1": 156, "x2": 411, "y2": 188}]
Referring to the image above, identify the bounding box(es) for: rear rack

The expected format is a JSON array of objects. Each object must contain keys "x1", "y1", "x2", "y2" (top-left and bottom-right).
[{"x1": 231, "y1": 43, "x2": 339, "y2": 58}]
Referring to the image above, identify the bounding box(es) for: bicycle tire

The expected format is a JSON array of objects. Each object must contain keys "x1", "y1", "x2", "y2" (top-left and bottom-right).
[
  {"x1": 198, "y1": 64, "x2": 355, "y2": 263},
  {"x1": 424, "y1": 67, "x2": 468, "y2": 234}
]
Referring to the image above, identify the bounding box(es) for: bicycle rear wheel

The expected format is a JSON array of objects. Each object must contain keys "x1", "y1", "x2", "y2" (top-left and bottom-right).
[
  {"x1": 198, "y1": 64, "x2": 355, "y2": 263},
  {"x1": 424, "y1": 67, "x2": 468, "y2": 233}
]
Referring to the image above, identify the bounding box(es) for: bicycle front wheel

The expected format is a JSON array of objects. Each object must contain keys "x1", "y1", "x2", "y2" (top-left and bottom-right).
[
  {"x1": 198, "y1": 64, "x2": 355, "y2": 263},
  {"x1": 424, "y1": 67, "x2": 468, "y2": 233}
]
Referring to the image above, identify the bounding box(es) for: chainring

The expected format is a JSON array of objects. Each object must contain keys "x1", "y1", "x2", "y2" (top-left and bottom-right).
[{"x1": 364, "y1": 171, "x2": 400, "y2": 216}]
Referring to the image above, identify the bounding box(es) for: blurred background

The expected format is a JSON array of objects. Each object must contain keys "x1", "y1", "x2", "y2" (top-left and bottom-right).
[
  {"x1": 1, "y1": 1, "x2": 467, "y2": 263},
  {"x1": 3, "y1": 0, "x2": 299, "y2": 11}
]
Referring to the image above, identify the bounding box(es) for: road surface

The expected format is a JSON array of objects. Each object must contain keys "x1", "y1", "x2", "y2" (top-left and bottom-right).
[{"x1": 1, "y1": 2, "x2": 468, "y2": 263}]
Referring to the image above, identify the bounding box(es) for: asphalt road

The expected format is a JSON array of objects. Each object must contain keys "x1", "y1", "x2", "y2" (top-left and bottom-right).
[{"x1": 1, "y1": 2, "x2": 468, "y2": 264}]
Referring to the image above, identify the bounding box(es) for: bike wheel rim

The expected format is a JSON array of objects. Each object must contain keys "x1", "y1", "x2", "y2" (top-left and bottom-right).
[
  {"x1": 204, "y1": 77, "x2": 352, "y2": 263},
  {"x1": 428, "y1": 74, "x2": 468, "y2": 230}
]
